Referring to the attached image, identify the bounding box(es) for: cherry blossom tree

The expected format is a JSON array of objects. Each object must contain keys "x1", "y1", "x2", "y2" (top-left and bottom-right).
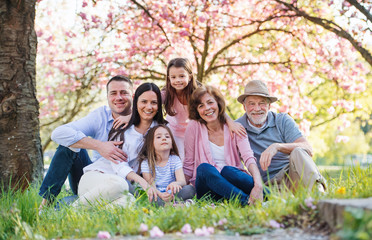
[{"x1": 36, "y1": 0, "x2": 371, "y2": 151}]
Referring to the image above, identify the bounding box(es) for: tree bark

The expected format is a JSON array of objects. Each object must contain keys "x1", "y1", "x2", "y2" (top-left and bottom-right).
[{"x1": 0, "y1": 0, "x2": 43, "y2": 190}]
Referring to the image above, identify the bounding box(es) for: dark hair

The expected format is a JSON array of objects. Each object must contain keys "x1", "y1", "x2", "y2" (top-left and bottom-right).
[
  {"x1": 108, "y1": 82, "x2": 166, "y2": 144},
  {"x1": 138, "y1": 124, "x2": 179, "y2": 177},
  {"x1": 188, "y1": 85, "x2": 226, "y2": 125},
  {"x1": 164, "y1": 58, "x2": 200, "y2": 116},
  {"x1": 106, "y1": 75, "x2": 133, "y2": 92}
]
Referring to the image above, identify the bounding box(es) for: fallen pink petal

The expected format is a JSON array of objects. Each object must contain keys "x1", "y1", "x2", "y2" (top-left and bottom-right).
[
  {"x1": 269, "y1": 220, "x2": 281, "y2": 229},
  {"x1": 97, "y1": 231, "x2": 111, "y2": 239},
  {"x1": 304, "y1": 197, "x2": 317, "y2": 209},
  {"x1": 218, "y1": 218, "x2": 228, "y2": 225},
  {"x1": 181, "y1": 223, "x2": 193, "y2": 234},
  {"x1": 149, "y1": 226, "x2": 164, "y2": 238},
  {"x1": 194, "y1": 226, "x2": 211, "y2": 236},
  {"x1": 139, "y1": 223, "x2": 148, "y2": 233}
]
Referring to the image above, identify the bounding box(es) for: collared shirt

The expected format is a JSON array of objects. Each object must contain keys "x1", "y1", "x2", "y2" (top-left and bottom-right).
[
  {"x1": 51, "y1": 106, "x2": 113, "y2": 162},
  {"x1": 236, "y1": 111, "x2": 303, "y2": 182}
]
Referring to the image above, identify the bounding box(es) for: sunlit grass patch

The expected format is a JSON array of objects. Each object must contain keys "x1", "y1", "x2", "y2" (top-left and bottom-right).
[{"x1": 0, "y1": 165, "x2": 371, "y2": 239}]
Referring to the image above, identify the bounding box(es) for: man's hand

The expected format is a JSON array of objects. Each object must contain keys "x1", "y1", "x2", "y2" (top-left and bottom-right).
[
  {"x1": 147, "y1": 186, "x2": 158, "y2": 202},
  {"x1": 259, "y1": 143, "x2": 278, "y2": 171},
  {"x1": 248, "y1": 184, "x2": 263, "y2": 205},
  {"x1": 228, "y1": 122, "x2": 247, "y2": 138},
  {"x1": 166, "y1": 182, "x2": 182, "y2": 195},
  {"x1": 98, "y1": 141, "x2": 127, "y2": 164}
]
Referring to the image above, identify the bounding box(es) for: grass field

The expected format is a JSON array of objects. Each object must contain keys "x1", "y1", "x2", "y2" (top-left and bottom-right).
[{"x1": 1, "y1": 165, "x2": 371, "y2": 239}]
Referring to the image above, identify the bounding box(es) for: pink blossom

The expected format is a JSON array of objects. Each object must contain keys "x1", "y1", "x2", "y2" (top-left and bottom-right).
[
  {"x1": 335, "y1": 135, "x2": 350, "y2": 143},
  {"x1": 97, "y1": 231, "x2": 111, "y2": 239},
  {"x1": 269, "y1": 220, "x2": 281, "y2": 229},
  {"x1": 79, "y1": 12, "x2": 87, "y2": 21},
  {"x1": 82, "y1": 1, "x2": 88, "y2": 7},
  {"x1": 179, "y1": 30, "x2": 189, "y2": 37},
  {"x1": 218, "y1": 218, "x2": 227, "y2": 226},
  {"x1": 327, "y1": 106, "x2": 335, "y2": 115},
  {"x1": 139, "y1": 223, "x2": 148, "y2": 233},
  {"x1": 304, "y1": 197, "x2": 316, "y2": 209},
  {"x1": 149, "y1": 226, "x2": 164, "y2": 238},
  {"x1": 91, "y1": 15, "x2": 100, "y2": 24},
  {"x1": 181, "y1": 224, "x2": 192, "y2": 234},
  {"x1": 194, "y1": 226, "x2": 214, "y2": 236}
]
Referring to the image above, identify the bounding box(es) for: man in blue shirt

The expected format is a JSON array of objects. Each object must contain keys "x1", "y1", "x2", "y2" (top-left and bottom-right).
[
  {"x1": 39, "y1": 75, "x2": 134, "y2": 207},
  {"x1": 236, "y1": 80, "x2": 325, "y2": 192}
]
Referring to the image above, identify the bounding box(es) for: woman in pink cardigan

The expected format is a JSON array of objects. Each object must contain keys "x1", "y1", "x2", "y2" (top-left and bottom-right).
[{"x1": 183, "y1": 86, "x2": 264, "y2": 205}]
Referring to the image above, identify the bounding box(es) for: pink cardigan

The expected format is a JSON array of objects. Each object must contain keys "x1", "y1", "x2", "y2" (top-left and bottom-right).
[{"x1": 183, "y1": 120, "x2": 257, "y2": 186}]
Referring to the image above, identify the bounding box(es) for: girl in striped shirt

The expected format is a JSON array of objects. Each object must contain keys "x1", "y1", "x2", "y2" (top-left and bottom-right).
[{"x1": 138, "y1": 125, "x2": 195, "y2": 205}]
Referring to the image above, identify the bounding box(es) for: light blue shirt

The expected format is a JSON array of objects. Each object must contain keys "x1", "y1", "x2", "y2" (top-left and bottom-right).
[
  {"x1": 51, "y1": 106, "x2": 114, "y2": 162},
  {"x1": 236, "y1": 111, "x2": 303, "y2": 182}
]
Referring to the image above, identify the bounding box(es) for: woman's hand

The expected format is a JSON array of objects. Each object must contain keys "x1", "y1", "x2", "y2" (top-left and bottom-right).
[
  {"x1": 248, "y1": 184, "x2": 263, "y2": 205},
  {"x1": 113, "y1": 115, "x2": 131, "y2": 129},
  {"x1": 158, "y1": 191, "x2": 173, "y2": 202},
  {"x1": 166, "y1": 182, "x2": 182, "y2": 195}
]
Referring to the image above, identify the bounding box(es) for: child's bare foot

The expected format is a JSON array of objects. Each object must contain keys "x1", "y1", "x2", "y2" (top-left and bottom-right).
[{"x1": 38, "y1": 198, "x2": 49, "y2": 215}]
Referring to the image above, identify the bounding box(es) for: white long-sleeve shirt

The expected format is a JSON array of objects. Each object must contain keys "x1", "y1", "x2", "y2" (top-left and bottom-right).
[{"x1": 82, "y1": 122, "x2": 158, "y2": 179}]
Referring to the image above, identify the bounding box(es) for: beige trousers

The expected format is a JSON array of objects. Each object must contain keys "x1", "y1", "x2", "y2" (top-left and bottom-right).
[
  {"x1": 73, "y1": 171, "x2": 135, "y2": 208},
  {"x1": 266, "y1": 147, "x2": 326, "y2": 191}
]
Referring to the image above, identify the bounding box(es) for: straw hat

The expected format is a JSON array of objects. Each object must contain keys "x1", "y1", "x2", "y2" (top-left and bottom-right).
[{"x1": 237, "y1": 80, "x2": 278, "y2": 104}]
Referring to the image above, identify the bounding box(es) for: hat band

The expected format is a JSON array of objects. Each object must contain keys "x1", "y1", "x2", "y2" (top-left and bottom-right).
[{"x1": 245, "y1": 92, "x2": 270, "y2": 96}]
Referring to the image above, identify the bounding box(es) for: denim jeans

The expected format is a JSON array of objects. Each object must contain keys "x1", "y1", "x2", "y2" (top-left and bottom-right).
[
  {"x1": 195, "y1": 163, "x2": 255, "y2": 205},
  {"x1": 39, "y1": 145, "x2": 92, "y2": 201}
]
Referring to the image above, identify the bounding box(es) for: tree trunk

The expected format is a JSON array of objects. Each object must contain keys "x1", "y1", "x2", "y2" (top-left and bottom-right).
[{"x1": 0, "y1": 0, "x2": 43, "y2": 190}]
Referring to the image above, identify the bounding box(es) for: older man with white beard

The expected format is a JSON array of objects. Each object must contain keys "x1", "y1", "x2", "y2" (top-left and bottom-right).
[{"x1": 236, "y1": 80, "x2": 326, "y2": 192}]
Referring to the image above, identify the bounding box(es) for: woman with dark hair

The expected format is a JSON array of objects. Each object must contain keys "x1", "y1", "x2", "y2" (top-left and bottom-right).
[
  {"x1": 73, "y1": 83, "x2": 166, "y2": 207},
  {"x1": 183, "y1": 85, "x2": 264, "y2": 205}
]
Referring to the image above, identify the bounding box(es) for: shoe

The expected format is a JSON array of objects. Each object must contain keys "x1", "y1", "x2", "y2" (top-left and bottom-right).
[{"x1": 315, "y1": 182, "x2": 326, "y2": 193}]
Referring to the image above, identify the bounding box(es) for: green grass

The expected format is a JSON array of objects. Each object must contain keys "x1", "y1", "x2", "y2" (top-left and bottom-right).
[{"x1": 1, "y1": 165, "x2": 371, "y2": 240}]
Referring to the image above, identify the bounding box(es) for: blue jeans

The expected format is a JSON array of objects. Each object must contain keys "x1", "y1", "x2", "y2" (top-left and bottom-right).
[
  {"x1": 195, "y1": 163, "x2": 255, "y2": 205},
  {"x1": 39, "y1": 145, "x2": 92, "y2": 201}
]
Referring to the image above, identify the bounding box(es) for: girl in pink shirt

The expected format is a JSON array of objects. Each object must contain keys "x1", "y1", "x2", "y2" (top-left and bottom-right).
[
  {"x1": 162, "y1": 58, "x2": 246, "y2": 161},
  {"x1": 184, "y1": 86, "x2": 264, "y2": 205}
]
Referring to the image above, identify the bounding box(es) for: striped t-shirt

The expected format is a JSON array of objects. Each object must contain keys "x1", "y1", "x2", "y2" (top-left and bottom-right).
[{"x1": 141, "y1": 155, "x2": 182, "y2": 192}]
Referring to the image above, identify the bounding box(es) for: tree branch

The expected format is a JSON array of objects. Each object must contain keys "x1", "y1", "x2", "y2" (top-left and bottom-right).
[
  {"x1": 129, "y1": 0, "x2": 172, "y2": 46},
  {"x1": 205, "y1": 28, "x2": 294, "y2": 76},
  {"x1": 275, "y1": 0, "x2": 372, "y2": 67},
  {"x1": 346, "y1": 0, "x2": 372, "y2": 23},
  {"x1": 208, "y1": 60, "x2": 290, "y2": 72}
]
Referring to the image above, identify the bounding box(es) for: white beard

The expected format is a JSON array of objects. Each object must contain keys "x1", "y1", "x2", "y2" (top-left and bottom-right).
[{"x1": 247, "y1": 111, "x2": 268, "y2": 127}]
